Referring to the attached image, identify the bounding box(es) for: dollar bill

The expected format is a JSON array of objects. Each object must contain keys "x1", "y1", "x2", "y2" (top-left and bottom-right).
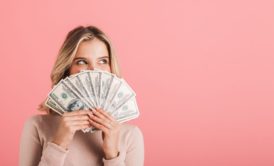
[
  {"x1": 45, "y1": 97, "x2": 64, "y2": 115},
  {"x1": 102, "y1": 75, "x2": 123, "y2": 112},
  {"x1": 88, "y1": 71, "x2": 101, "y2": 107},
  {"x1": 63, "y1": 76, "x2": 94, "y2": 109},
  {"x1": 99, "y1": 71, "x2": 114, "y2": 109},
  {"x1": 45, "y1": 69, "x2": 140, "y2": 133},
  {"x1": 113, "y1": 97, "x2": 140, "y2": 123},
  {"x1": 48, "y1": 80, "x2": 96, "y2": 133},
  {"x1": 48, "y1": 80, "x2": 90, "y2": 112},
  {"x1": 75, "y1": 71, "x2": 97, "y2": 108},
  {"x1": 105, "y1": 79, "x2": 136, "y2": 114}
]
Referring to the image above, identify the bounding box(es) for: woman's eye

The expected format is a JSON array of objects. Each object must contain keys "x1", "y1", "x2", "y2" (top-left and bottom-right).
[
  {"x1": 76, "y1": 60, "x2": 88, "y2": 65},
  {"x1": 98, "y1": 59, "x2": 109, "y2": 64}
]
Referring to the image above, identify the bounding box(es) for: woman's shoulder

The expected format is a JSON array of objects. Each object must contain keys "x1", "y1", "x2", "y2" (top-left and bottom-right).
[
  {"x1": 120, "y1": 124, "x2": 144, "y2": 141},
  {"x1": 26, "y1": 113, "x2": 58, "y2": 122},
  {"x1": 119, "y1": 124, "x2": 144, "y2": 153},
  {"x1": 120, "y1": 123, "x2": 142, "y2": 132},
  {"x1": 23, "y1": 113, "x2": 59, "y2": 130}
]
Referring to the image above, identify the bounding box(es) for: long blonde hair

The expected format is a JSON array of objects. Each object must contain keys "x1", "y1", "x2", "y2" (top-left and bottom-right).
[{"x1": 39, "y1": 25, "x2": 121, "y2": 112}]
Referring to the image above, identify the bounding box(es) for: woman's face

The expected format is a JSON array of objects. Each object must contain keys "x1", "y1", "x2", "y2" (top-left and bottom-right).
[{"x1": 69, "y1": 38, "x2": 111, "y2": 75}]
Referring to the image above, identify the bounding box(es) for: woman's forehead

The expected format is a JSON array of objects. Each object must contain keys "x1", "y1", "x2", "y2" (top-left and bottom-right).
[{"x1": 75, "y1": 38, "x2": 109, "y2": 59}]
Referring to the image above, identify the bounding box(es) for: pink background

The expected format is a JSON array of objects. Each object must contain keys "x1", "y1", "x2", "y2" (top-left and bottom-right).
[{"x1": 0, "y1": 0, "x2": 274, "y2": 165}]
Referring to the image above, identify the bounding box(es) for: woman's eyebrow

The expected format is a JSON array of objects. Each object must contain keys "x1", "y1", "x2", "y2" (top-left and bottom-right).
[
  {"x1": 73, "y1": 57, "x2": 87, "y2": 60},
  {"x1": 97, "y1": 56, "x2": 109, "y2": 59}
]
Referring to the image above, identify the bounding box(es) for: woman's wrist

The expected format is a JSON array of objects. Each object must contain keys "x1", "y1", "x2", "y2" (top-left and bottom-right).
[
  {"x1": 104, "y1": 150, "x2": 120, "y2": 160},
  {"x1": 52, "y1": 137, "x2": 69, "y2": 150}
]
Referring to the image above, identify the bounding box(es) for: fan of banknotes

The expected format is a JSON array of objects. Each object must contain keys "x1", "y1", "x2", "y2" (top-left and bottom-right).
[{"x1": 45, "y1": 69, "x2": 139, "y2": 128}]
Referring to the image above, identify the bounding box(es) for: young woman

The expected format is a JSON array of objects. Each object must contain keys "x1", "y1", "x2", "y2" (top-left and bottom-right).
[{"x1": 19, "y1": 25, "x2": 144, "y2": 166}]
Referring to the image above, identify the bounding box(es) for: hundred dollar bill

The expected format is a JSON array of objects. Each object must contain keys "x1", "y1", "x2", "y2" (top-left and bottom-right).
[
  {"x1": 113, "y1": 98, "x2": 140, "y2": 123},
  {"x1": 48, "y1": 80, "x2": 90, "y2": 112},
  {"x1": 105, "y1": 79, "x2": 136, "y2": 114},
  {"x1": 99, "y1": 71, "x2": 114, "y2": 109},
  {"x1": 46, "y1": 69, "x2": 139, "y2": 132},
  {"x1": 89, "y1": 71, "x2": 101, "y2": 107},
  {"x1": 103, "y1": 75, "x2": 123, "y2": 112},
  {"x1": 48, "y1": 80, "x2": 96, "y2": 133},
  {"x1": 45, "y1": 97, "x2": 64, "y2": 115},
  {"x1": 63, "y1": 76, "x2": 94, "y2": 109},
  {"x1": 74, "y1": 71, "x2": 97, "y2": 108}
]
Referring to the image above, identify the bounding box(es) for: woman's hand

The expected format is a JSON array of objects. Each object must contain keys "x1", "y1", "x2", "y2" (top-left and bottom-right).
[
  {"x1": 89, "y1": 108, "x2": 121, "y2": 160},
  {"x1": 52, "y1": 110, "x2": 92, "y2": 149}
]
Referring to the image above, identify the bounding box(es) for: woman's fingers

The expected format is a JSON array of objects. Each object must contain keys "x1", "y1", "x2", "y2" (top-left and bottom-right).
[
  {"x1": 95, "y1": 108, "x2": 115, "y2": 121},
  {"x1": 63, "y1": 114, "x2": 90, "y2": 122},
  {"x1": 62, "y1": 110, "x2": 93, "y2": 124},
  {"x1": 69, "y1": 120, "x2": 90, "y2": 126},
  {"x1": 91, "y1": 109, "x2": 107, "y2": 119},
  {"x1": 63, "y1": 110, "x2": 92, "y2": 117},
  {"x1": 61, "y1": 108, "x2": 118, "y2": 132},
  {"x1": 52, "y1": 110, "x2": 93, "y2": 150},
  {"x1": 92, "y1": 108, "x2": 115, "y2": 122},
  {"x1": 73, "y1": 124, "x2": 92, "y2": 131},
  {"x1": 60, "y1": 111, "x2": 93, "y2": 132},
  {"x1": 89, "y1": 119, "x2": 109, "y2": 133},
  {"x1": 90, "y1": 113, "x2": 112, "y2": 129},
  {"x1": 88, "y1": 108, "x2": 120, "y2": 130}
]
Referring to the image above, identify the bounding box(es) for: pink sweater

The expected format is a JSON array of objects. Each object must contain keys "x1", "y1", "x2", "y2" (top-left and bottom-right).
[{"x1": 19, "y1": 114, "x2": 144, "y2": 166}]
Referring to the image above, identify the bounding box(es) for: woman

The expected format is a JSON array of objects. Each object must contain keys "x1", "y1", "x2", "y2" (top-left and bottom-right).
[{"x1": 19, "y1": 25, "x2": 144, "y2": 166}]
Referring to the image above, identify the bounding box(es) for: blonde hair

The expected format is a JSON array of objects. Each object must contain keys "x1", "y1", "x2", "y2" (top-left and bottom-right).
[{"x1": 39, "y1": 25, "x2": 121, "y2": 113}]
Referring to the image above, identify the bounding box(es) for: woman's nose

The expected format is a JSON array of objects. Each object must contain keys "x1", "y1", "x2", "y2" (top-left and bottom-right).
[
  {"x1": 88, "y1": 65, "x2": 94, "y2": 70},
  {"x1": 88, "y1": 63, "x2": 95, "y2": 70}
]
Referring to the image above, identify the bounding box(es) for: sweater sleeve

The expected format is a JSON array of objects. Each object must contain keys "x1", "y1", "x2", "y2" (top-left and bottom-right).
[
  {"x1": 19, "y1": 116, "x2": 69, "y2": 166},
  {"x1": 102, "y1": 126, "x2": 145, "y2": 166}
]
